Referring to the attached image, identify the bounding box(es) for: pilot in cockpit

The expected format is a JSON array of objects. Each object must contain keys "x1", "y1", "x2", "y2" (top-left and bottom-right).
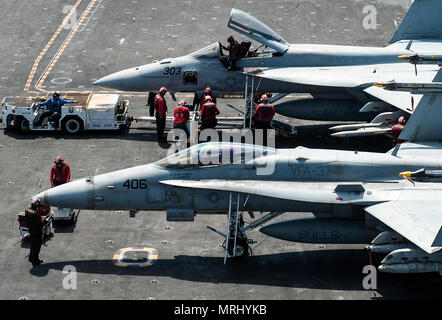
[{"x1": 219, "y1": 36, "x2": 242, "y2": 71}]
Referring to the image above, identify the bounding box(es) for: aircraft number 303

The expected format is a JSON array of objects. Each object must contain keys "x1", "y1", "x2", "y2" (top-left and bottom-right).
[
  {"x1": 163, "y1": 67, "x2": 181, "y2": 75},
  {"x1": 123, "y1": 179, "x2": 147, "y2": 189}
]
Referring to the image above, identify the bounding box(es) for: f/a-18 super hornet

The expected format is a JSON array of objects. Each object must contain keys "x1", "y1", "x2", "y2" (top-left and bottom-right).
[
  {"x1": 34, "y1": 85, "x2": 442, "y2": 274},
  {"x1": 94, "y1": 0, "x2": 442, "y2": 124}
]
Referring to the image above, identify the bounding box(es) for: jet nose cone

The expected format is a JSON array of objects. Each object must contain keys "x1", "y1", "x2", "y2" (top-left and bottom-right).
[
  {"x1": 34, "y1": 179, "x2": 90, "y2": 209},
  {"x1": 94, "y1": 67, "x2": 141, "y2": 91}
]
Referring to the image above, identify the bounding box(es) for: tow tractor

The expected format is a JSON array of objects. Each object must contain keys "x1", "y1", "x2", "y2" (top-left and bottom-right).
[
  {"x1": 1, "y1": 92, "x2": 130, "y2": 134},
  {"x1": 51, "y1": 207, "x2": 79, "y2": 225}
]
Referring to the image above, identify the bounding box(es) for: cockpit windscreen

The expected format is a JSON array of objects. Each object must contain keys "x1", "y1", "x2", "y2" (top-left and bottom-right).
[{"x1": 189, "y1": 43, "x2": 220, "y2": 59}]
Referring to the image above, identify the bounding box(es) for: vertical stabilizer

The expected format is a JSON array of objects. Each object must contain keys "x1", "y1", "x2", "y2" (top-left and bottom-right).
[{"x1": 390, "y1": 0, "x2": 442, "y2": 43}]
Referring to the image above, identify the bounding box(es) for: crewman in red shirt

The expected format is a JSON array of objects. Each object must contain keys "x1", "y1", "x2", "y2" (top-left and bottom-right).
[
  {"x1": 254, "y1": 95, "x2": 275, "y2": 129},
  {"x1": 199, "y1": 87, "x2": 217, "y2": 110},
  {"x1": 200, "y1": 96, "x2": 220, "y2": 130},
  {"x1": 50, "y1": 156, "x2": 71, "y2": 187},
  {"x1": 173, "y1": 100, "x2": 190, "y2": 139},
  {"x1": 154, "y1": 87, "x2": 168, "y2": 142},
  {"x1": 392, "y1": 116, "x2": 407, "y2": 145}
]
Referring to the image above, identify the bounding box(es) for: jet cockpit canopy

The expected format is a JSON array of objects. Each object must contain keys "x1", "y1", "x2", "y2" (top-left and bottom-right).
[
  {"x1": 155, "y1": 142, "x2": 276, "y2": 169},
  {"x1": 228, "y1": 8, "x2": 290, "y2": 54}
]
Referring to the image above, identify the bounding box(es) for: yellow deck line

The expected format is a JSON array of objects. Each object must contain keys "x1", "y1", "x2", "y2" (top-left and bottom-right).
[
  {"x1": 36, "y1": 0, "x2": 98, "y2": 91},
  {"x1": 24, "y1": 0, "x2": 83, "y2": 92}
]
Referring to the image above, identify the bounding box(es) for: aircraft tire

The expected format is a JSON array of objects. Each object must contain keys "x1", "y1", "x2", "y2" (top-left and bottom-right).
[{"x1": 228, "y1": 238, "x2": 249, "y2": 259}]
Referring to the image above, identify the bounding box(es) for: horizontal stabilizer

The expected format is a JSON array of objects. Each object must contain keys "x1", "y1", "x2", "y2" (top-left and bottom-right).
[
  {"x1": 365, "y1": 200, "x2": 442, "y2": 254},
  {"x1": 364, "y1": 86, "x2": 421, "y2": 113}
]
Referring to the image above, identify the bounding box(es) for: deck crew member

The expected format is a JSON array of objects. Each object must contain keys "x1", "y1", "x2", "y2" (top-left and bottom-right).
[
  {"x1": 154, "y1": 87, "x2": 168, "y2": 142},
  {"x1": 254, "y1": 95, "x2": 275, "y2": 146},
  {"x1": 35, "y1": 92, "x2": 75, "y2": 128},
  {"x1": 198, "y1": 87, "x2": 217, "y2": 110},
  {"x1": 173, "y1": 100, "x2": 190, "y2": 140},
  {"x1": 25, "y1": 199, "x2": 44, "y2": 266},
  {"x1": 50, "y1": 156, "x2": 71, "y2": 188},
  {"x1": 392, "y1": 116, "x2": 407, "y2": 145},
  {"x1": 200, "y1": 96, "x2": 220, "y2": 130},
  {"x1": 254, "y1": 95, "x2": 275, "y2": 129}
]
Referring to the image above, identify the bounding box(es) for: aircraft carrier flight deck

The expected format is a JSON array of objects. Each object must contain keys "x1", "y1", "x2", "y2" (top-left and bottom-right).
[{"x1": 0, "y1": 0, "x2": 440, "y2": 300}]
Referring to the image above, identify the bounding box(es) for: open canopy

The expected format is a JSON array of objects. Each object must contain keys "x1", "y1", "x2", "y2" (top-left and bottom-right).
[{"x1": 228, "y1": 8, "x2": 289, "y2": 53}]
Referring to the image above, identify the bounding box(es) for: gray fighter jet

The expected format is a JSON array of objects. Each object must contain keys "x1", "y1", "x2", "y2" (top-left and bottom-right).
[
  {"x1": 34, "y1": 85, "x2": 442, "y2": 274},
  {"x1": 94, "y1": 0, "x2": 442, "y2": 123}
]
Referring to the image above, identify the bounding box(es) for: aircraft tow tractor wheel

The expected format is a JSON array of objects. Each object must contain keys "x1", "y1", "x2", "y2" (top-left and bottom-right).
[
  {"x1": 62, "y1": 117, "x2": 83, "y2": 134},
  {"x1": 18, "y1": 117, "x2": 30, "y2": 132}
]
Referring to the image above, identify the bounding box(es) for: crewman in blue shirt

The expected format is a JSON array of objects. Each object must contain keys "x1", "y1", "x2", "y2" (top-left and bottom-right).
[{"x1": 34, "y1": 92, "x2": 75, "y2": 128}]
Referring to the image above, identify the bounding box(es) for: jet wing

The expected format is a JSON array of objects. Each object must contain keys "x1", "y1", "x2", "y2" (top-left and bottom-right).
[
  {"x1": 365, "y1": 200, "x2": 442, "y2": 254},
  {"x1": 256, "y1": 64, "x2": 440, "y2": 92},
  {"x1": 256, "y1": 66, "x2": 373, "y2": 88},
  {"x1": 159, "y1": 180, "x2": 395, "y2": 204}
]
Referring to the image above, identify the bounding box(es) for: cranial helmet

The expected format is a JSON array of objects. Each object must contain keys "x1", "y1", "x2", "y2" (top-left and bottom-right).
[
  {"x1": 31, "y1": 198, "x2": 41, "y2": 209},
  {"x1": 398, "y1": 116, "x2": 406, "y2": 125},
  {"x1": 260, "y1": 95, "x2": 269, "y2": 103},
  {"x1": 54, "y1": 156, "x2": 64, "y2": 165}
]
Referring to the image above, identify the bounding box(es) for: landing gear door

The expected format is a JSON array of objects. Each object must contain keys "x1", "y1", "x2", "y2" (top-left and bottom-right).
[
  {"x1": 228, "y1": 8, "x2": 290, "y2": 54},
  {"x1": 147, "y1": 184, "x2": 166, "y2": 202}
]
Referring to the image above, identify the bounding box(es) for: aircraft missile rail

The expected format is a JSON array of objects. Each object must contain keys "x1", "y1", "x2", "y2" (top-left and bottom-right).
[
  {"x1": 375, "y1": 81, "x2": 442, "y2": 93},
  {"x1": 398, "y1": 53, "x2": 442, "y2": 65},
  {"x1": 400, "y1": 168, "x2": 442, "y2": 180}
]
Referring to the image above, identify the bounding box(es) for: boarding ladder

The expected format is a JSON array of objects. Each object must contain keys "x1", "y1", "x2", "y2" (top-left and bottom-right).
[{"x1": 224, "y1": 192, "x2": 242, "y2": 264}]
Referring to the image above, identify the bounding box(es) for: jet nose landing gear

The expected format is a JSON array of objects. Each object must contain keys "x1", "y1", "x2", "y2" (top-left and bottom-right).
[
  {"x1": 207, "y1": 192, "x2": 284, "y2": 264},
  {"x1": 226, "y1": 237, "x2": 250, "y2": 260}
]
